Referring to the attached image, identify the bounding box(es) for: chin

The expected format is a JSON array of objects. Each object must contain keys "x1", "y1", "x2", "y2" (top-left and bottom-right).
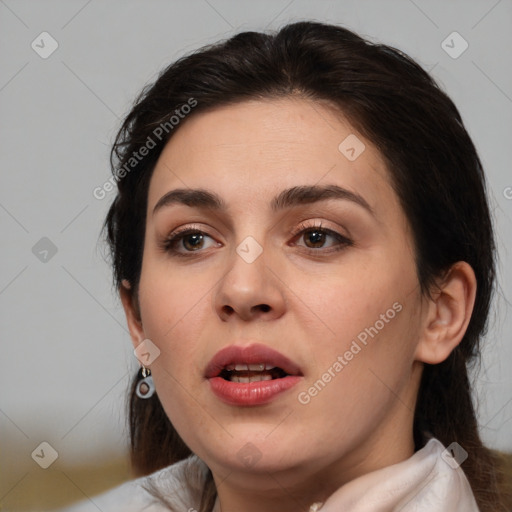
[{"x1": 201, "y1": 432, "x2": 308, "y2": 473}]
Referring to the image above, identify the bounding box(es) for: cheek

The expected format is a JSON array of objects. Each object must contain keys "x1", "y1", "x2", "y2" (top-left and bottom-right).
[
  {"x1": 291, "y1": 263, "x2": 413, "y2": 356},
  {"x1": 137, "y1": 267, "x2": 212, "y2": 385},
  {"x1": 137, "y1": 270, "x2": 213, "y2": 443},
  {"x1": 292, "y1": 308, "x2": 417, "y2": 452},
  {"x1": 290, "y1": 257, "x2": 419, "y2": 409},
  {"x1": 138, "y1": 253, "x2": 214, "y2": 336}
]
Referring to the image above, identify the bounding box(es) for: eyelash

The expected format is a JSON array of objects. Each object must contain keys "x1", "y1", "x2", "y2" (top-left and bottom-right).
[{"x1": 160, "y1": 221, "x2": 353, "y2": 258}]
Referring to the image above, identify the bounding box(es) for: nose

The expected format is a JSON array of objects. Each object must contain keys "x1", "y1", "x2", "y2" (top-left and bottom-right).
[{"x1": 213, "y1": 243, "x2": 286, "y2": 323}]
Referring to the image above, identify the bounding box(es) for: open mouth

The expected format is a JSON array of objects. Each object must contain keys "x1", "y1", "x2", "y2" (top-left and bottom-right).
[
  {"x1": 205, "y1": 344, "x2": 301, "y2": 382},
  {"x1": 205, "y1": 343, "x2": 302, "y2": 406},
  {"x1": 219, "y1": 364, "x2": 289, "y2": 383}
]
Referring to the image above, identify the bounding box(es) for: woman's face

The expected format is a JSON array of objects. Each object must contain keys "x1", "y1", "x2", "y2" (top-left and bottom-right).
[{"x1": 128, "y1": 97, "x2": 430, "y2": 489}]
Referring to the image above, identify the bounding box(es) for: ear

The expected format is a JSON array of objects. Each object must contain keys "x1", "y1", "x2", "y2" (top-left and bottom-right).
[
  {"x1": 414, "y1": 262, "x2": 477, "y2": 364},
  {"x1": 120, "y1": 279, "x2": 145, "y2": 350}
]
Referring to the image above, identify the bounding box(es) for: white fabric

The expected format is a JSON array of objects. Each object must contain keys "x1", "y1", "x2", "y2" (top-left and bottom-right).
[
  {"x1": 55, "y1": 438, "x2": 479, "y2": 512},
  {"x1": 309, "y1": 438, "x2": 479, "y2": 512}
]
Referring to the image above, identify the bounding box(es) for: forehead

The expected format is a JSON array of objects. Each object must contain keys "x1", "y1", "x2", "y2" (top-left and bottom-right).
[{"x1": 147, "y1": 97, "x2": 395, "y2": 216}]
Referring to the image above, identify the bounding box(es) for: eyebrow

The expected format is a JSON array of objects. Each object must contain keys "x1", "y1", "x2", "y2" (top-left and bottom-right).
[{"x1": 152, "y1": 184, "x2": 374, "y2": 216}]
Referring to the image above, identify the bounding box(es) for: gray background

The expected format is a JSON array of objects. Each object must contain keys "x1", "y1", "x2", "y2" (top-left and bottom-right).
[{"x1": 1, "y1": 0, "x2": 511, "y2": 507}]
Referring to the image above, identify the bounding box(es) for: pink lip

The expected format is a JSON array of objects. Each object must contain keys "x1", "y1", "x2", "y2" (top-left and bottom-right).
[{"x1": 205, "y1": 343, "x2": 303, "y2": 406}]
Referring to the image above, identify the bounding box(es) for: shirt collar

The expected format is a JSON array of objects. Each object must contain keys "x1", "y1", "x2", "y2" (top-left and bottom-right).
[{"x1": 152, "y1": 438, "x2": 478, "y2": 512}]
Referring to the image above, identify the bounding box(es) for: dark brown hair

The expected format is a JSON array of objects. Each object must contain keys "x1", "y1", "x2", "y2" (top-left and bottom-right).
[{"x1": 104, "y1": 21, "x2": 510, "y2": 512}]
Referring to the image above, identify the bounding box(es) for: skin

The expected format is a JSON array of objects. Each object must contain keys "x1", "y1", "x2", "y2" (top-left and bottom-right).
[{"x1": 120, "y1": 97, "x2": 476, "y2": 512}]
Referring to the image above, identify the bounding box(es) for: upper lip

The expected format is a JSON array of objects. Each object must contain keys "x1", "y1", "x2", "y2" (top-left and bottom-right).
[{"x1": 204, "y1": 343, "x2": 302, "y2": 378}]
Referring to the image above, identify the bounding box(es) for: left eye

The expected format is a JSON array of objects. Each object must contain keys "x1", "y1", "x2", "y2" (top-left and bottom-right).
[{"x1": 293, "y1": 226, "x2": 352, "y2": 252}]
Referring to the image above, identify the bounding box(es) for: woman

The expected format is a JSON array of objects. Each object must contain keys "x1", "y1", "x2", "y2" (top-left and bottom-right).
[{"x1": 62, "y1": 21, "x2": 510, "y2": 512}]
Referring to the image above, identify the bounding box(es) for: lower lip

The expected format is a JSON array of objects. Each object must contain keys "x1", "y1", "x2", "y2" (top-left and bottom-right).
[{"x1": 208, "y1": 375, "x2": 302, "y2": 406}]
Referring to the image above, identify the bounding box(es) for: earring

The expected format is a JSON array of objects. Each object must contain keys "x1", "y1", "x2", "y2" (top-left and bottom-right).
[{"x1": 136, "y1": 366, "x2": 155, "y2": 399}]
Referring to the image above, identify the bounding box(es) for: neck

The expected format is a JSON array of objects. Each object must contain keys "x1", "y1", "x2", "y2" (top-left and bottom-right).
[{"x1": 210, "y1": 430, "x2": 415, "y2": 512}]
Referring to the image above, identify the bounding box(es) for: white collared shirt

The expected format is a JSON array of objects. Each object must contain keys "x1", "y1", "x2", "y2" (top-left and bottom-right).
[{"x1": 56, "y1": 438, "x2": 479, "y2": 512}]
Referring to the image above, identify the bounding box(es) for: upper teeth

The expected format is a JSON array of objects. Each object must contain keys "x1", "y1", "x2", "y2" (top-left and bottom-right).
[
  {"x1": 230, "y1": 374, "x2": 273, "y2": 383},
  {"x1": 225, "y1": 363, "x2": 276, "y2": 371}
]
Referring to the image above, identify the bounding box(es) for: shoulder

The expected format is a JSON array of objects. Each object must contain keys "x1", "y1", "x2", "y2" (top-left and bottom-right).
[{"x1": 54, "y1": 455, "x2": 209, "y2": 512}]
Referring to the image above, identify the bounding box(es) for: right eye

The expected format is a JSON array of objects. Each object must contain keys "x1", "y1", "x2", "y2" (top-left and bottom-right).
[{"x1": 161, "y1": 227, "x2": 221, "y2": 257}]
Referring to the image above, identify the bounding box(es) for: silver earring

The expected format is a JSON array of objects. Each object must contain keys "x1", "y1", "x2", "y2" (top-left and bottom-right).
[{"x1": 136, "y1": 366, "x2": 155, "y2": 399}]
